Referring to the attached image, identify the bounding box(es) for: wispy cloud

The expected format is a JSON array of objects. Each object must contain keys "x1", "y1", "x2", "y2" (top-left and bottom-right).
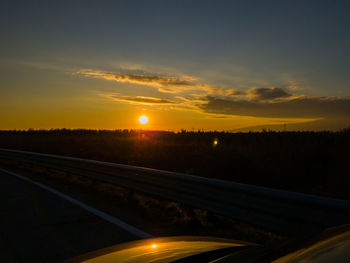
[
  {"x1": 206, "y1": 87, "x2": 245, "y2": 98},
  {"x1": 287, "y1": 79, "x2": 304, "y2": 91},
  {"x1": 77, "y1": 69, "x2": 207, "y2": 93},
  {"x1": 107, "y1": 95, "x2": 179, "y2": 105},
  {"x1": 80, "y1": 68, "x2": 350, "y2": 127}
]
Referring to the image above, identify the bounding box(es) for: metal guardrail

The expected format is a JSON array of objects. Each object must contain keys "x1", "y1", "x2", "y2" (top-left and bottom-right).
[{"x1": 0, "y1": 148, "x2": 349, "y2": 236}]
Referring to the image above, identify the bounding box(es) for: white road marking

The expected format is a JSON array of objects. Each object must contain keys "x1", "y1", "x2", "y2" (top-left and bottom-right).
[{"x1": 0, "y1": 167, "x2": 153, "y2": 239}]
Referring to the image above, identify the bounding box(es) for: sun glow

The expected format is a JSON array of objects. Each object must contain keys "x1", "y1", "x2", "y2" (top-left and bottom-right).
[
  {"x1": 139, "y1": 115, "x2": 149, "y2": 124},
  {"x1": 151, "y1": 244, "x2": 157, "y2": 248}
]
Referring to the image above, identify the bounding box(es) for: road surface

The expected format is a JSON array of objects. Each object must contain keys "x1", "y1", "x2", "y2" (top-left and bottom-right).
[{"x1": 0, "y1": 167, "x2": 146, "y2": 262}]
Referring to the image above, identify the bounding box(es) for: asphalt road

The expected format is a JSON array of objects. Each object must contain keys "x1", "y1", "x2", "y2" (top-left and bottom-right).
[{"x1": 0, "y1": 168, "x2": 142, "y2": 262}]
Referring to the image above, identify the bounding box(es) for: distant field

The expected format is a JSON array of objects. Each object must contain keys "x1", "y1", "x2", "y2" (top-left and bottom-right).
[{"x1": 0, "y1": 129, "x2": 349, "y2": 200}]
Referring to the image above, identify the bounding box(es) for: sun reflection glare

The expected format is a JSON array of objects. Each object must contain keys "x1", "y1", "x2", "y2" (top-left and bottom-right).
[{"x1": 151, "y1": 244, "x2": 157, "y2": 248}]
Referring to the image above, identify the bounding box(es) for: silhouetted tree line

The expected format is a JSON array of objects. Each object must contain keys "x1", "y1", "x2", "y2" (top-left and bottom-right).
[{"x1": 0, "y1": 128, "x2": 349, "y2": 200}]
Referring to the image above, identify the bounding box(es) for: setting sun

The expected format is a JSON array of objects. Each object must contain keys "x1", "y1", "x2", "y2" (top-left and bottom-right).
[{"x1": 139, "y1": 115, "x2": 149, "y2": 125}]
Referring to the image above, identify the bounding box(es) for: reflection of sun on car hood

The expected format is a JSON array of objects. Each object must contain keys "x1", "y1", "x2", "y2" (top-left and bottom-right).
[
  {"x1": 63, "y1": 236, "x2": 254, "y2": 263},
  {"x1": 272, "y1": 228, "x2": 350, "y2": 263}
]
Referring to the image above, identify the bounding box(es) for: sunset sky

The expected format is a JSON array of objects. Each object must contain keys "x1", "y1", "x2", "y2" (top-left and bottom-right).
[{"x1": 1, "y1": 0, "x2": 350, "y2": 131}]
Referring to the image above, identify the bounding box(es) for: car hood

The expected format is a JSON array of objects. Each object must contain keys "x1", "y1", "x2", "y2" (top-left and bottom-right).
[{"x1": 63, "y1": 236, "x2": 255, "y2": 263}]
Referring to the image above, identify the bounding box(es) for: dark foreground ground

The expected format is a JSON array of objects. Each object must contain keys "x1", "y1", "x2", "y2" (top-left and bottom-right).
[{"x1": 0, "y1": 129, "x2": 349, "y2": 200}]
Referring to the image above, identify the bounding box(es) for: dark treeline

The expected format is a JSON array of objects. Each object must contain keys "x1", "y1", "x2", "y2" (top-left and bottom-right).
[{"x1": 1, "y1": 128, "x2": 349, "y2": 200}]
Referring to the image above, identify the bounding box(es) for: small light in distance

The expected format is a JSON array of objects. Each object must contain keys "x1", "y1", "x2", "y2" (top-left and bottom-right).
[
  {"x1": 213, "y1": 138, "x2": 218, "y2": 147},
  {"x1": 139, "y1": 115, "x2": 149, "y2": 125},
  {"x1": 151, "y1": 244, "x2": 157, "y2": 248}
]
